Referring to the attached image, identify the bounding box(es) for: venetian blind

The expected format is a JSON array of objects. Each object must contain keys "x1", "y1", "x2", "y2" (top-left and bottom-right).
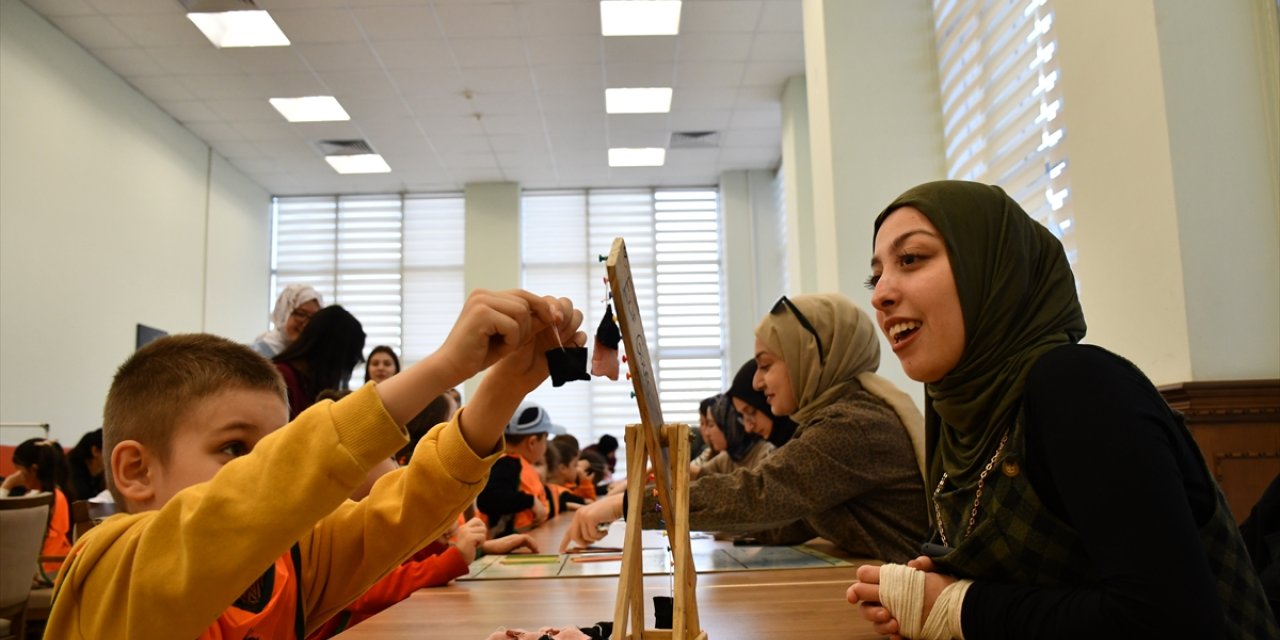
[
  {"x1": 932, "y1": 0, "x2": 1076, "y2": 261},
  {"x1": 521, "y1": 188, "x2": 725, "y2": 453}
]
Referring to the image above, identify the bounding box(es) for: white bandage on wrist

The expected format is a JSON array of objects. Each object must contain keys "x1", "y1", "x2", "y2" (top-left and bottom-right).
[{"x1": 876, "y1": 563, "x2": 973, "y2": 640}]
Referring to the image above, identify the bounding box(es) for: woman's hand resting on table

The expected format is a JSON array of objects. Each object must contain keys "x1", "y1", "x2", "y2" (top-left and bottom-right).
[
  {"x1": 559, "y1": 492, "x2": 625, "y2": 552},
  {"x1": 847, "y1": 555, "x2": 956, "y2": 639}
]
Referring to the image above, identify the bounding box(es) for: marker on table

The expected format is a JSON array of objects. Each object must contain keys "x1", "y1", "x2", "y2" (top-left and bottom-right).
[{"x1": 570, "y1": 554, "x2": 625, "y2": 563}]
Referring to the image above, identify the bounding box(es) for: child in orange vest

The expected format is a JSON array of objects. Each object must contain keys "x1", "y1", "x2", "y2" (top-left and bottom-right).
[{"x1": 477, "y1": 403, "x2": 565, "y2": 536}]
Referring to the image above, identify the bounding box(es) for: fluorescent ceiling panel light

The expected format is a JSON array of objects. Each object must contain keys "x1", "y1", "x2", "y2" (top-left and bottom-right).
[
  {"x1": 187, "y1": 10, "x2": 290, "y2": 48},
  {"x1": 269, "y1": 97, "x2": 350, "y2": 123},
  {"x1": 600, "y1": 1, "x2": 682, "y2": 36},
  {"x1": 605, "y1": 88, "x2": 673, "y2": 114},
  {"x1": 609, "y1": 147, "x2": 666, "y2": 167},
  {"x1": 325, "y1": 154, "x2": 392, "y2": 174}
]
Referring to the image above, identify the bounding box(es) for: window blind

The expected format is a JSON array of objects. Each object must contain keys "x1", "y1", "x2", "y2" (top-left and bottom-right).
[
  {"x1": 932, "y1": 0, "x2": 1076, "y2": 261},
  {"x1": 521, "y1": 188, "x2": 725, "y2": 456}
]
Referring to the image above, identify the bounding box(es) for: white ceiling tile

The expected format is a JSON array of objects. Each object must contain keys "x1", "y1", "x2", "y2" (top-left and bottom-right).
[
  {"x1": 107, "y1": 14, "x2": 203, "y2": 48},
  {"x1": 721, "y1": 128, "x2": 780, "y2": 148},
  {"x1": 759, "y1": 1, "x2": 804, "y2": 33},
  {"x1": 291, "y1": 121, "x2": 366, "y2": 140},
  {"x1": 681, "y1": 1, "x2": 764, "y2": 33},
  {"x1": 675, "y1": 62, "x2": 745, "y2": 88},
  {"x1": 352, "y1": 6, "x2": 443, "y2": 41},
  {"x1": 270, "y1": 8, "x2": 364, "y2": 44},
  {"x1": 83, "y1": 0, "x2": 181, "y2": 14},
  {"x1": 209, "y1": 140, "x2": 262, "y2": 159},
  {"x1": 150, "y1": 47, "x2": 238, "y2": 75},
  {"x1": 293, "y1": 43, "x2": 381, "y2": 71},
  {"x1": 178, "y1": 74, "x2": 260, "y2": 100},
  {"x1": 671, "y1": 87, "x2": 738, "y2": 111},
  {"x1": 730, "y1": 107, "x2": 780, "y2": 128},
  {"x1": 556, "y1": 150, "x2": 606, "y2": 167},
  {"x1": 127, "y1": 76, "x2": 196, "y2": 102},
  {"x1": 405, "y1": 93, "x2": 478, "y2": 117},
  {"x1": 717, "y1": 147, "x2": 779, "y2": 167},
  {"x1": 735, "y1": 83, "x2": 782, "y2": 108},
  {"x1": 516, "y1": 1, "x2": 599, "y2": 36},
  {"x1": 603, "y1": 62, "x2": 675, "y2": 88},
  {"x1": 159, "y1": 100, "x2": 221, "y2": 123},
  {"x1": 49, "y1": 15, "x2": 134, "y2": 49},
  {"x1": 184, "y1": 121, "x2": 245, "y2": 143},
  {"x1": 487, "y1": 134, "x2": 548, "y2": 154},
  {"x1": 607, "y1": 113, "x2": 670, "y2": 132},
  {"x1": 741, "y1": 61, "x2": 803, "y2": 87},
  {"x1": 537, "y1": 88, "x2": 605, "y2": 114},
  {"x1": 426, "y1": 135, "x2": 491, "y2": 155},
  {"x1": 207, "y1": 99, "x2": 280, "y2": 122},
  {"x1": 606, "y1": 130, "x2": 667, "y2": 148},
  {"x1": 386, "y1": 69, "x2": 467, "y2": 97},
  {"x1": 525, "y1": 36, "x2": 600, "y2": 66},
  {"x1": 749, "y1": 32, "x2": 804, "y2": 62},
  {"x1": 434, "y1": 3, "x2": 520, "y2": 38},
  {"x1": 235, "y1": 120, "x2": 303, "y2": 141},
  {"x1": 470, "y1": 91, "x2": 538, "y2": 115},
  {"x1": 668, "y1": 110, "x2": 733, "y2": 131},
  {"x1": 218, "y1": 48, "x2": 310, "y2": 75},
  {"x1": 544, "y1": 112, "x2": 607, "y2": 135},
  {"x1": 479, "y1": 114, "x2": 547, "y2": 136},
  {"x1": 495, "y1": 149, "x2": 552, "y2": 166},
  {"x1": 548, "y1": 133, "x2": 606, "y2": 153},
  {"x1": 316, "y1": 70, "x2": 401, "y2": 99},
  {"x1": 676, "y1": 33, "x2": 754, "y2": 62},
  {"x1": 90, "y1": 47, "x2": 164, "y2": 76},
  {"x1": 251, "y1": 72, "x2": 328, "y2": 97},
  {"x1": 459, "y1": 67, "x2": 534, "y2": 93},
  {"x1": 602, "y1": 36, "x2": 676, "y2": 64},
  {"x1": 532, "y1": 65, "x2": 603, "y2": 92},
  {"x1": 371, "y1": 40, "x2": 457, "y2": 70},
  {"x1": 450, "y1": 37, "x2": 528, "y2": 69},
  {"x1": 22, "y1": 0, "x2": 96, "y2": 17},
  {"x1": 416, "y1": 115, "x2": 486, "y2": 137},
  {"x1": 340, "y1": 99, "x2": 412, "y2": 121},
  {"x1": 664, "y1": 148, "x2": 720, "y2": 167}
]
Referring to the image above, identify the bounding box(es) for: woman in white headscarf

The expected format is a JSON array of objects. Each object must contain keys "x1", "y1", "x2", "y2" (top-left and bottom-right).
[{"x1": 250, "y1": 284, "x2": 323, "y2": 358}]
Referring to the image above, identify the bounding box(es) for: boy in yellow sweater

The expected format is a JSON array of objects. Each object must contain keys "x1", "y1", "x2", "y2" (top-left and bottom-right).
[{"x1": 46, "y1": 289, "x2": 584, "y2": 639}]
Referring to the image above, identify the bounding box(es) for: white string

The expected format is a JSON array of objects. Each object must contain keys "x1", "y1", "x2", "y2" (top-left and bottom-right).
[{"x1": 876, "y1": 564, "x2": 972, "y2": 640}]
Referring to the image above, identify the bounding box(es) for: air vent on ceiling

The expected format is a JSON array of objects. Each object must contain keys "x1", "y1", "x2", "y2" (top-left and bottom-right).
[
  {"x1": 669, "y1": 131, "x2": 721, "y2": 149},
  {"x1": 316, "y1": 139, "x2": 376, "y2": 156}
]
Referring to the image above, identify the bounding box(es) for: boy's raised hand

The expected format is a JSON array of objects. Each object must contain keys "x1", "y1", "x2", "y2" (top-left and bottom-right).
[{"x1": 436, "y1": 289, "x2": 568, "y2": 384}]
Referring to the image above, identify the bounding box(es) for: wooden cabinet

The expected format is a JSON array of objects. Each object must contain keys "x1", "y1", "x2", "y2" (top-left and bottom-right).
[{"x1": 1160, "y1": 379, "x2": 1280, "y2": 524}]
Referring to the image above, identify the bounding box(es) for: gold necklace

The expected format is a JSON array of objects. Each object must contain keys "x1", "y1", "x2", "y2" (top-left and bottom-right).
[{"x1": 932, "y1": 431, "x2": 1009, "y2": 547}]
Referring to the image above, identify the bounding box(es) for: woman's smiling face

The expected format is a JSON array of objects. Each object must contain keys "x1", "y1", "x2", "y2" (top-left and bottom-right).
[{"x1": 869, "y1": 207, "x2": 966, "y2": 383}]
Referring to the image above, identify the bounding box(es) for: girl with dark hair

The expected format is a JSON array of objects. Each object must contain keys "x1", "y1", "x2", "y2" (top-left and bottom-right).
[
  {"x1": 273, "y1": 305, "x2": 367, "y2": 419},
  {"x1": 2, "y1": 437, "x2": 74, "y2": 573},
  {"x1": 364, "y1": 345, "x2": 401, "y2": 384},
  {"x1": 692, "y1": 394, "x2": 772, "y2": 479},
  {"x1": 67, "y1": 428, "x2": 106, "y2": 501},
  {"x1": 728, "y1": 360, "x2": 798, "y2": 447}
]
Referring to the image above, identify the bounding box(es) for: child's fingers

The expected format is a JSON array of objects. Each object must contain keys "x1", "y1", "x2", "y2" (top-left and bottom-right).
[{"x1": 848, "y1": 580, "x2": 880, "y2": 605}]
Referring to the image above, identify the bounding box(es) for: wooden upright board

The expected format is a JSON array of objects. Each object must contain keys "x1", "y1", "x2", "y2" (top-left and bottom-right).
[{"x1": 606, "y1": 237, "x2": 675, "y2": 537}]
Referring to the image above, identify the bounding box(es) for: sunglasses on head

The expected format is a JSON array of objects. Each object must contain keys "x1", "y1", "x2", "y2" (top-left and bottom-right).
[{"x1": 771, "y1": 296, "x2": 826, "y2": 365}]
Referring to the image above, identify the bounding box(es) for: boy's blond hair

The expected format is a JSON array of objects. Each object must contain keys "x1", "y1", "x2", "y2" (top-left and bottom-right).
[{"x1": 103, "y1": 334, "x2": 287, "y2": 503}]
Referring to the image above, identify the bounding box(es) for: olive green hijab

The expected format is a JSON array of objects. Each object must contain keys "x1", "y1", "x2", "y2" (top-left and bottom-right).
[
  {"x1": 755, "y1": 293, "x2": 927, "y2": 482},
  {"x1": 873, "y1": 181, "x2": 1086, "y2": 486}
]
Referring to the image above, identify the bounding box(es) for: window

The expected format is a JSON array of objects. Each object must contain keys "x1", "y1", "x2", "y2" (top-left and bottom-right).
[
  {"x1": 931, "y1": 0, "x2": 1075, "y2": 262},
  {"x1": 270, "y1": 193, "x2": 466, "y2": 384},
  {"x1": 521, "y1": 188, "x2": 725, "y2": 451}
]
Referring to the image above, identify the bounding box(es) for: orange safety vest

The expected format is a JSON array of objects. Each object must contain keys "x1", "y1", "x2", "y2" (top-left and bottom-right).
[{"x1": 198, "y1": 544, "x2": 305, "y2": 640}]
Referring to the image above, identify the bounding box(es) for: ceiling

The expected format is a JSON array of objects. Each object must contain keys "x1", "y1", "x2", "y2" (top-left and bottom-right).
[{"x1": 21, "y1": 0, "x2": 805, "y2": 196}]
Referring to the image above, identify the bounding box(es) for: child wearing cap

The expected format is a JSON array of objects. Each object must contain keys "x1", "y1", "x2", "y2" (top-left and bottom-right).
[{"x1": 476, "y1": 403, "x2": 566, "y2": 536}]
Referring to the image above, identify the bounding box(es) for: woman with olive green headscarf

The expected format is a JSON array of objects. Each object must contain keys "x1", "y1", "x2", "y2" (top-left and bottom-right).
[
  {"x1": 562, "y1": 293, "x2": 929, "y2": 562},
  {"x1": 849, "y1": 181, "x2": 1276, "y2": 640}
]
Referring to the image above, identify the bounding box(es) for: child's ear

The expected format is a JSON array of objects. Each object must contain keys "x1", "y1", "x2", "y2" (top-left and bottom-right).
[{"x1": 111, "y1": 440, "x2": 156, "y2": 509}]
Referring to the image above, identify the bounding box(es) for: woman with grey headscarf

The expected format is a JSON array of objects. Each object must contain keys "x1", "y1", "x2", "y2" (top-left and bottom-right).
[
  {"x1": 562, "y1": 293, "x2": 929, "y2": 561},
  {"x1": 250, "y1": 284, "x2": 323, "y2": 358}
]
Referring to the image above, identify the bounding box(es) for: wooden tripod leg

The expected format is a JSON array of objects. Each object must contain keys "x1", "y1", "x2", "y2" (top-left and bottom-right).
[
  {"x1": 613, "y1": 425, "x2": 647, "y2": 639},
  {"x1": 666, "y1": 424, "x2": 702, "y2": 639}
]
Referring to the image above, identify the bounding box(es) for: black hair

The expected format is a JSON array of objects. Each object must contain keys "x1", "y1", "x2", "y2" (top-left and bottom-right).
[
  {"x1": 12, "y1": 438, "x2": 72, "y2": 498},
  {"x1": 699, "y1": 395, "x2": 718, "y2": 416},
  {"x1": 550, "y1": 436, "x2": 579, "y2": 468},
  {"x1": 274, "y1": 305, "x2": 366, "y2": 395},
  {"x1": 67, "y1": 428, "x2": 105, "y2": 501},
  {"x1": 398, "y1": 393, "x2": 456, "y2": 464},
  {"x1": 596, "y1": 434, "x2": 619, "y2": 455},
  {"x1": 363, "y1": 345, "x2": 402, "y2": 382}
]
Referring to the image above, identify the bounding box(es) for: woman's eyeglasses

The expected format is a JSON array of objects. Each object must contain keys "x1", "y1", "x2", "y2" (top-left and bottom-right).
[{"x1": 771, "y1": 296, "x2": 825, "y2": 365}]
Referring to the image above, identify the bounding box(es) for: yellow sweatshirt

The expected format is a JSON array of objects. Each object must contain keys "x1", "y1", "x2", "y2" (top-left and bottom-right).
[{"x1": 46, "y1": 382, "x2": 502, "y2": 639}]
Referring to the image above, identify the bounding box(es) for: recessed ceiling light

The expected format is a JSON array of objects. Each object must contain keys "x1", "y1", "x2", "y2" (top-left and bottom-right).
[
  {"x1": 609, "y1": 147, "x2": 666, "y2": 167},
  {"x1": 605, "y1": 88, "x2": 673, "y2": 114},
  {"x1": 325, "y1": 154, "x2": 392, "y2": 174},
  {"x1": 600, "y1": 1, "x2": 682, "y2": 36},
  {"x1": 269, "y1": 97, "x2": 350, "y2": 123},
  {"x1": 187, "y1": 10, "x2": 290, "y2": 48}
]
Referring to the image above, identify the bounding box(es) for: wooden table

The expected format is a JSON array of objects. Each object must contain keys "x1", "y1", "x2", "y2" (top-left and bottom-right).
[{"x1": 337, "y1": 515, "x2": 886, "y2": 639}]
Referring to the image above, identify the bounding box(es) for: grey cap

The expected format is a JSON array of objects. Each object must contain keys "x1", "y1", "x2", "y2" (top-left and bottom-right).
[{"x1": 505, "y1": 403, "x2": 567, "y2": 437}]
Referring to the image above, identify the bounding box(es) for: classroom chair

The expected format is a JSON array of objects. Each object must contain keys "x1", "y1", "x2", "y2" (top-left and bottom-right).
[{"x1": 0, "y1": 494, "x2": 53, "y2": 640}]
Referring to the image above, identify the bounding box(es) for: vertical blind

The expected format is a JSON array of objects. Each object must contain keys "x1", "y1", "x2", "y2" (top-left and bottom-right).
[
  {"x1": 931, "y1": 0, "x2": 1076, "y2": 262},
  {"x1": 521, "y1": 188, "x2": 725, "y2": 451}
]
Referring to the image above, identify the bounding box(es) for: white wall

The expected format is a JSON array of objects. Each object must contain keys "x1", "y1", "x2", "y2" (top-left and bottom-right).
[
  {"x1": 721, "y1": 169, "x2": 788, "y2": 369},
  {"x1": 0, "y1": 1, "x2": 270, "y2": 444}
]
